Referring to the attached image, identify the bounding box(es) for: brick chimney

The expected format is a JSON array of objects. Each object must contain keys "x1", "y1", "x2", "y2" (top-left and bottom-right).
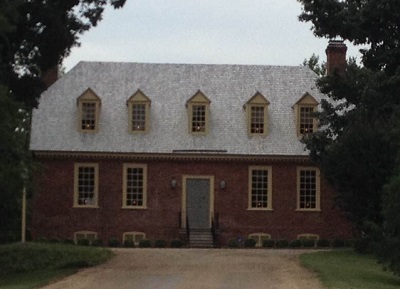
[
  {"x1": 326, "y1": 40, "x2": 347, "y2": 76},
  {"x1": 41, "y1": 66, "x2": 59, "y2": 89}
]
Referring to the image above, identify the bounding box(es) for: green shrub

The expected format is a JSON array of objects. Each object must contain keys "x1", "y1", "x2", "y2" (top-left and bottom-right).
[
  {"x1": 244, "y1": 238, "x2": 257, "y2": 248},
  {"x1": 354, "y1": 238, "x2": 371, "y2": 254},
  {"x1": 91, "y1": 239, "x2": 103, "y2": 247},
  {"x1": 227, "y1": 239, "x2": 239, "y2": 248},
  {"x1": 154, "y1": 239, "x2": 167, "y2": 248},
  {"x1": 123, "y1": 239, "x2": 135, "y2": 248},
  {"x1": 108, "y1": 238, "x2": 119, "y2": 247},
  {"x1": 34, "y1": 237, "x2": 48, "y2": 243},
  {"x1": 316, "y1": 239, "x2": 330, "y2": 247},
  {"x1": 62, "y1": 239, "x2": 75, "y2": 245},
  {"x1": 301, "y1": 239, "x2": 316, "y2": 248},
  {"x1": 77, "y1": 238, "x2": 90, "y2": 246},
  {"x1": 171, "y1": 239, "x2": 183, "y2": 248},
  {"x1": 262, "y1": 239, "x2": 275, "y2": 248},
  {"x1": 139, "y1": 239, "x2": 151, "y2": 248},
  {"x1": 331, "y1": 238, "x2": 345, "y2": 248},
  {"x1": 276, "y1": 239, "x2": 289, "y2": 248},
  {"x1": 345, "y1": 239, "x2": 356, "y2": 247},
  {"x1": 49, "y1": 238, "x2": 61, "y2": 243},
  {"x1": 289, "y1": 239, "x2": 302, "y2": 248},
  {"x1": 0, "y1": 243, "x2": 113, "y2": 275}
]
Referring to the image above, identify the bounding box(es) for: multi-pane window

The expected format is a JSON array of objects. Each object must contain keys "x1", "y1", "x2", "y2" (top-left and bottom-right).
[
  {"x1": 127, "y1": 89, "x2": 151, "y2": 134},
  {"x1": 192, "y1": 105, "x2": 206, "y2": 132},
  {"x1": 123, "y1": 232, "x2": 146, "y2": 246},
  {"x1": 74, "y1": 231, "x2": 97, "y2": 244},
  {"x1": 248, "y1": 166, "x2": 272, "y2": 210},
  {"x1": 123, "y1": 164, "x2": 147, "y2": 208},
  {"x1": 297, "y1": 167, "x2": 320, "y2": 211},
  {"x1": 77, "y1": 88, "x2": 101, "y2": 133},
  {"x1": 74, "y1": 163, "x2": 98, "y2": 207},
  {"x1": 81, "y1": 102, "x2": 97, "y2": 130},
  {"x1": 299, "y1": 106, "x2": 315, "y2": 135},
  {"x1": 250, "y1": 106, "x2": 265, "y2": 134},
  {"x1": 245, "y1": 92, "x2": 269, "y2": 137},
  {"x1": 186, "y1": 90, "x2": 210, "y2": 136},
  {"x1": 132, "y1": 103, "x2": 146, "y2": 131}
]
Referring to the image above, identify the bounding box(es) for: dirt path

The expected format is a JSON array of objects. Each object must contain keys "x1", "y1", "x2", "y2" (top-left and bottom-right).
[{"x1": 41, "y1": 248, "x2": 326, "y2": 289}]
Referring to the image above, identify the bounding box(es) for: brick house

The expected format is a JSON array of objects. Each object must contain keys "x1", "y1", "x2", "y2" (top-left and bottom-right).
[{"x1": 30, "y1": 41, "x2": 353, "y2": 246}]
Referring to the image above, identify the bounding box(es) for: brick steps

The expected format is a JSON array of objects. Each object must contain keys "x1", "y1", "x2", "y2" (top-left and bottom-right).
[{"x1": 189, "y1": 228, "x2": 214, "y2": 248}]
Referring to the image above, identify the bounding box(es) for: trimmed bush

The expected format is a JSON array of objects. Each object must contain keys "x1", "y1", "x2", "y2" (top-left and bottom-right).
[
  {"x1": 123, "y1": 239, "x2": 135, "y2": 248},
  {"x1": 171, "y1": 239, "x2": 183, "y2": 248},
  {"x1": 154, "y1": 239, "x2": 167, "y2": 248},
  {"x1": 34, "y1": 237, "x2": 48, "y2": 243},
  {"x1": 77, "y1": 238, "x2": 90, "y2": 246},
  {"x1": 92, "y1": 239, "x2": 103, "y2": 247},
  {"x1": 301, "y1": 239, "x2": 316, "y2": 248},
  {"x1": 108, "y1": 238, "x2": 120, "y2": 248},
  {"x1": 289, "y1": 239, "x2": 302, "y2": 248},
  {"x1": 244, "y1": 238, "x2": 257, "y2": 248},
  {"x1": 228, "y1": 239, "x2": 239, "y2": 248},
  {"x1": 63, "y1": 239, "x2": 75, "y2": 245},
  {"x1": 331, "y1": 238, "x2": 345, "y2": 248},
  {"x1": 262, "y1": 239, "x2": 275, "y2": 248},
  {"x1": 139, "y1": 239, "x2": 151, "y2": 248},
  {"x1": 345, "y1": 239, "x2": 356, "y2": 247},
  {"x1": 316, "y1": 239, "x2": 330, "y2": 247},
  {"x1": 354, "y1": 238, "x2": 371, "y2": 254},
  {"x1": 276, "y1": 239, "x2": 289, "y2": 248},
  {"x1": 49, "y1": 238, "x2": 61, "y2": 243}
]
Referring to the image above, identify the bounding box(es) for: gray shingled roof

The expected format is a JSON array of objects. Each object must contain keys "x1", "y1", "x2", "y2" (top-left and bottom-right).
[{"x1": 30, "y1": 61, "x2": 324, "y2": 156}]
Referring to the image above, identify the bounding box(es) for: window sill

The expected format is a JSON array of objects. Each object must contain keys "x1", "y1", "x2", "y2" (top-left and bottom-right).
[
  {"x1": 247, "y1": 208, "x2": 273, "y2": 211},
  {"x1": 73, "y1": 205, "x2": 99, "y2": 209},
  {"x1": 295, "y1": 209, "x2": 321, "y2": 212},
  {"x1": 122, "y1": 206, "x2": 148, "y2": 210}
]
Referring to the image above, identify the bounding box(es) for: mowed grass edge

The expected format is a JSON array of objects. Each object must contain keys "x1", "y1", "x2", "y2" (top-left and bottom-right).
[
  {"x1": 300, "y1": 249, "x2": 400, "y2": 289},
  {"x1": 0, "y1": 242, "x2": 114, "y2": 289}
]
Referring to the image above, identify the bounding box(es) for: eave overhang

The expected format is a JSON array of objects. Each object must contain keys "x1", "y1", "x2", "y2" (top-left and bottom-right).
[{"x1": 32, "y1": 150, "x2": 312, "y2": 163}]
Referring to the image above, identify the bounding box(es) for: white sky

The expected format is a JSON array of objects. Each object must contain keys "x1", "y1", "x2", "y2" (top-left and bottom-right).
[{"x1": 63, "y1": 0, "x2": 363, "y2": 72}]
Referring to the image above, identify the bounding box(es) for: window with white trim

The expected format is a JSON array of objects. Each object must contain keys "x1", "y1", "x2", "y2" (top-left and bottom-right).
[
  {"x1": 77, "y1": 88, "x2": 101, "y2": 133},
  {"x1": 123, "y1": 232, "x2": 146, "y2": 245},
  {"x1": 74, "y1": 231, "x2": 97, "y2": 244},
  {"x1": 244, "y1": 92, "x2": 269, "y2": 137},
  {"x1": 74, "y1": 163, "x2": 99, "y2": 207},
  {"x1": 127, "y1": 89, "x2": 151, "y2": 134},
  {"x1": 293, "y1": 93, "x2": 318, "y2": 137},
  {"x1": 297, "y1": 167, "x2": 321, "y2": 211},
  {"x1": 248, "y1": 166, "x2": 272, "y2": 210},
  {"x1": 249, "y1": 233, "x2": 271, "y2": 247},
  {"x1": 186, "y1": 90, "x2": 211, "y2": 136},
  {"x1": 123, "y1": 164, "x2": 147, "y2": 208}
]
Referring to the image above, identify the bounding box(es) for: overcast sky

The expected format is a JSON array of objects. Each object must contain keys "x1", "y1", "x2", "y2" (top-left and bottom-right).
[{"x1": 63, "y1": 0, "x2": 363, "y2": 72}]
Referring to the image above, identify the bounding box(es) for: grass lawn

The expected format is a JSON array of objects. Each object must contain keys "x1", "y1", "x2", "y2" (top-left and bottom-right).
[
  {"x1": 0, "y1": 242, "x2": 114, "y2": 289},
  {"x1": 300, "y1": 249, "x2": 400, "y2": 289}
]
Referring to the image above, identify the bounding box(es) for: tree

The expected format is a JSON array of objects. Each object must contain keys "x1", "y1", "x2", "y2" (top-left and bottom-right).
[
  {"x1": 1, "y1": 0, "x2": 126, "y2": 108},
  {"x1": 298, "y1": 0, "x2": 400, "y2": 274},
  {"x1": 0, "y1": 0, "x2": 126, "y2": 242},
  {"x1": 302, "y1": 53, "x2": 326, "y2": 77}
]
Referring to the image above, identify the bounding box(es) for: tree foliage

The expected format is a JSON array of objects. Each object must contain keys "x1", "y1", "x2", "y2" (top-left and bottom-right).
[
  {"x1": 298, "y1": 0, "x2": 400, "y2": 274},
  {"x1": 1, "y1": 0, "x2": 126, "y2": 108},
  {"x1": 0, "y1": 0, "x2": 126, "y2": 242}
]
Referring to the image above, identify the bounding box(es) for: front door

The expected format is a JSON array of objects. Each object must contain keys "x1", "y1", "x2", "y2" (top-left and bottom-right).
[{"x1": 186, "y1": 178, "x2": 210, "y2": 229}]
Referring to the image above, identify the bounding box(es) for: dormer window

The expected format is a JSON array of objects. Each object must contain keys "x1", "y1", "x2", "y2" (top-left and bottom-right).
[
  {"x1": 244, "y1": 92, "x2": 269, "y2": 137},
  {"x1": 293, "y1": 93, "x2": 318, "y2": 137},
  {"x1": 77, "y1": 88, "x2": 101, "y2": 133},
  {"x1": 127, "y1": 89, "x2": 151, "y2": 134},
  {"x1": 186, "y1": 90, "x2": 211, "y2": 136}
]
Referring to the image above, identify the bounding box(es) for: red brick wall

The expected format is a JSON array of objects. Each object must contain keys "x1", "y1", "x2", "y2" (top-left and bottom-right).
[{"x1": 31, "y1": 156, "x2": 354, "y2": 245}]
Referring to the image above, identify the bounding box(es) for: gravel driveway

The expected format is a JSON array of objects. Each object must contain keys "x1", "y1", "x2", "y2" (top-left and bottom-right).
[{"x1": 41, "y1": 248, "x2": 325, "y2": 289}]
